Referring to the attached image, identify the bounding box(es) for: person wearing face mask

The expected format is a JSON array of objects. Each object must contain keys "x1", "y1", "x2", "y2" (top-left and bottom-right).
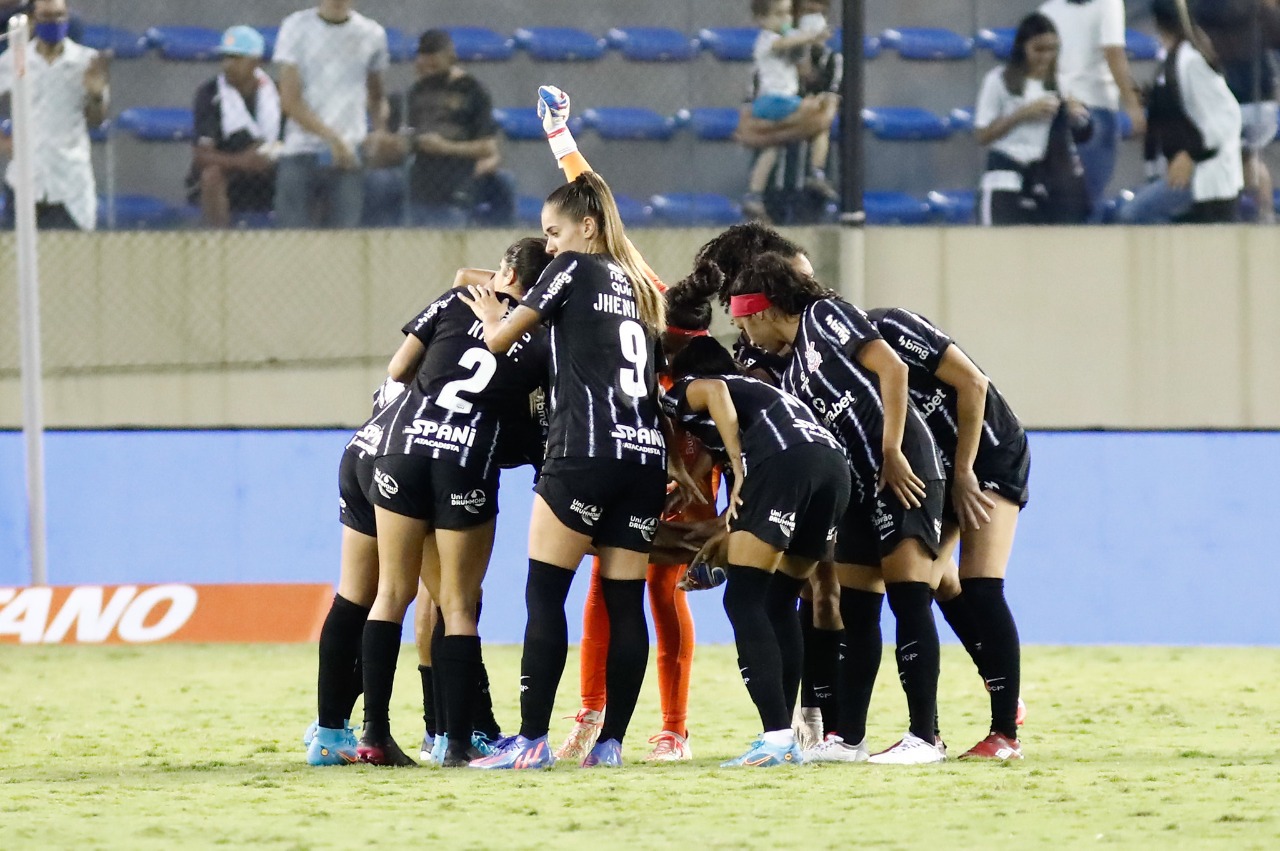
[{"x1": 0, "y1": 0, "x2": 106, "y2": 231}]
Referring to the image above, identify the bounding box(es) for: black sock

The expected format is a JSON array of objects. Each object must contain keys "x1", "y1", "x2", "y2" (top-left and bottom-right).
[
  {"x1": 431, "y1": 611, "x2": 446, "y2": 738},
  {"x1": 418, "y1": 665, "x2": 436, "y2": 736},
  {"x1": 808, "y1": 627, "x2": 842, "y2": 735},
  {"x1": 798, "y1": 598, "x2": 817, "y2": 709},
  {"x1": 360, "y1": 619, "x2": 403, "y2": 741},
  {"x1": 597, "y1": 578, "x2": 649, "y2": 745},
  {"x1": 886, "y1": 582, "x2": 941, "y2": 743},
  {"x1": 723, "y1": 566, "x2": 790, "y2": 732},
  {"x1": 316, "y1": 594, "x2": 369, "y2": 729},
  {"x1": 437, "y1": 634, "x2": 482, "y2": 756},
  {"x1": 471, "y1": 600, "x2": 501, "y2": 739},
  {"x1": 766, "y1": 572, "x2": 806, "y2": 718},
  {"x1": 518, "y1": 560, "x2": 575, "y2": 741},
  {"x1": 936, "y1": 592, "x2": 987, "y2": 679},
  {"x1": 836, "y1": 588, "x2": 883, "y2": 743},
  {"x1": 962, "y1": 577, "x2": 1022, "y2": 739}
]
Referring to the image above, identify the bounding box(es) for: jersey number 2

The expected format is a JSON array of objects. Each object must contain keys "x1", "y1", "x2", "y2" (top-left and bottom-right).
[
  {"x1": 618, "y1": 320, "x2": 649, "y2": 398},
  {"x1": 437, "y1": 349, "x2": 498, "y2": 414}
]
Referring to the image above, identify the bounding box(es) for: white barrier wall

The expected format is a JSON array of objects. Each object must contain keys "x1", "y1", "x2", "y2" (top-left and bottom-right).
[{"x1": 1, "y1": 226, "x2": 1277, "y2": 428}]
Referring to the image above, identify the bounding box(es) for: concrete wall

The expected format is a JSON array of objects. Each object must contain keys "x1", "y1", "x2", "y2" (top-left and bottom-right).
[{"x1": 1, "y1": 224, "x2": 1277, "y2": 429}]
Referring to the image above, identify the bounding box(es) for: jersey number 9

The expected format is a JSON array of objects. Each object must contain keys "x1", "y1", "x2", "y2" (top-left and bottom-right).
[{"x1": 618, "y1": 320, "x2": 649, "y2": 398}]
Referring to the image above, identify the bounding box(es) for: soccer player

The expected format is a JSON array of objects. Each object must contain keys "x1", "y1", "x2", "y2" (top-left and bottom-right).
[
  {"x1": 356, "y1": 238, "x2": 553, "y2": 767},
  {"x1": 464, "y1": 172, "x2": 697, "y2": 769},
  {"x1": 729, "y1": 253, "x2": 950, "y2": 765},
  {"x1": 664, "y1": 335, "x2": 849, "y2": 767},
  {"x1": 866, "y1": 307, "x2": 1030, "y2": 760}
]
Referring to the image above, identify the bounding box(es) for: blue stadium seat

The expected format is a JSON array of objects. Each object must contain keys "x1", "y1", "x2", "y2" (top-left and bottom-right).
[
  {"x1": 145, "y1": 26, "x2": 223, "y2": 61},
  {"x1": 613, "y1": 194, "x2": 655, "y2": 226},
  {"x1": 579, "y1": 107, "x2": 677, "y2": 141},
  {"x1": 385, "y1": 28, "x2": 419, "y2": 62},
  {"x1": 98, "y1": 195, "x2": 183, "y2": 229},
  {"x1": 89, "y1": 119, "x2": 110, "y2": 143},
  {"x1": 258, "y1": 26, "x2": 279, "y2": 61},
  {"x1": 115, "y1": 107, "x2": 194, "y2": 142},
  {"x1": 880, "y1": 28, "x2": 975, "y2": 61},
  {"x1": 926, "y1": 189, "x2": 976, "y2": 224},
  {"x1": 1117, "y1": 109, "x2": 1135, "y2": 139},
  {"x1": 79, "y1": 24, "x2": 149, "y2": 59},
  {"x1": 514, "y1": 27, "x2": 607, "y2": 61},
  {"x1": 443, "y1": 27, "x2": 515, "y2": 61},
  {"x1": 975, "y1": 27, "x2": 1014, "y2": 60},
  {"x1": 862, "y1": 106, "x2": 952, "y2": 141},
  {"x1": 1125, "y1": 29, "x2": 1160, "y2": 61},
  {"x1": 675, "y1": 107, "x2": 740, "y2": 141},
  {"x1": 493, "y1": 107, "x2": 583, "y2": 140},
  {"x1": 606, "y1": 27, "x2": 697, "y2": 61},
  {"x1": 650, "y1": 193, "x2": 742, "y2": 226},
  {"x1": 947, "y1": 107, "x2": 975, "y2": 133},
  {"x1": 516, "y1": 195, "x2": 544, "y2": 226},
  {"x1": 697, "y1": 27, "x2": 759, "y2": 62},
  {"x1": 824, "y1": 29, "x2": 882, "y2": 59},
  {"x1": 864, "y1": 191, "x2": 932, "y2": 225}
]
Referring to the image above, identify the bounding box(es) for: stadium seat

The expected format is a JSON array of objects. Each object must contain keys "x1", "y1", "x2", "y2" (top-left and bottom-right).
[
  {"x1": 612, "y1": 193, "x2": 655, "y2": 226},
  {"x1": 697, "y1": 27, "x2": 759, "y2": 62},
  {"x1": 79, "y1": 24, "x2": 149, "y2": 59},
  {"x1": 258, "y1": 26, "x2": 279, "y2": 61},
  {"x1": 1117, "y1": 109, "x2": 1135, "y2": 139},
  {"x1": 115, "y1": 107, "x2": 194, "y2": 142},
  {"x1": 863, "y1": 191, "x2": 932, "y2": 225},
  {"x1": 89, "y1": 119, "x2": 110, "y2": 143},
  {"x1": 1125, "y1": 29, "x2": 1160, "y2": 61},
  {"x1": 443, "y1": 27, "x2": 515, "y2": 61},
  {"x1": 675, "y1": 107, "x2": 740, "y2": 141},
  {"x1": 926, "y1": 189, "x2": 976, "y2": 224},
  {"x1": 98, "y1": 194, "x2": 183, "y2": 229},
  {"x1": 606, "y1": 27, "x2": 697, "y2": 61},
  {"x1": 947, "y1": 107, "x2": 975, "y2": 133},
  {"x1": 579, "y1": 107, "x2": 677, "y2": 141},
  {"x1": 384, "y1": 27, "x2": 419, "y2": 62},
  {"x1": 145, "y1": 26, "x2": 223, "y2": 61},
  {"x1": 513, "y1": 27, "x2": 607, "y2": 61},
  {"x1": 493, "y1": 107, "x2": 583, "y2": 140},
  {"x1": 650, "y1": 192, "x2": 742, "y2": 226},
  {"x1": 516, "y1": 195, "x2": 544, "y2": 226},
  {"x1": 824, "y1": 29, "x2": 882, "y2": 59},
  {"x1": 880, "y1": 27, "x2": 975, "y2": 61},
  {"x1": 975, "y1": 27, "x2": 1014, "y2": 60},
  {"x1": 862, "y1": 106, "x2": 952, "y2": 141}
]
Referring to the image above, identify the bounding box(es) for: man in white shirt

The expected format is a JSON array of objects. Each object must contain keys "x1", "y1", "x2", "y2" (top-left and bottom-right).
[
  {"x1": 0, "y1": 0, "x2": 107, "y2": 231},
  {"x1": 273, "y1": 0, "x2": 389, "y2": 228}
]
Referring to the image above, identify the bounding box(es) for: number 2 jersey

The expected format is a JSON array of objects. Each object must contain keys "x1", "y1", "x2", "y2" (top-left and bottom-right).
[
  {"x1": 521, "y1": 251, "x2": 667, "y2": 469},
  {"x1": 780, "y1": 298, "x2": 945, "y2": 503},
  {"x1": 374, "y1": 287, "x2": 550, "y2": 478}
]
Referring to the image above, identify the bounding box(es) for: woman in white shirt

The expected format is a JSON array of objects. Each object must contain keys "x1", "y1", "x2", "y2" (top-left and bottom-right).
[
  {"x1": 974, "y1": 13, "x2": 1091, "y2": 225},
  {"x1": 1040, "y1": 0, "x2": 1146, "y2": 217}
]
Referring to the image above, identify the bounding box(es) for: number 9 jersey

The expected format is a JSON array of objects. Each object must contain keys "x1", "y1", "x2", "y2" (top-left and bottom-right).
[{"x1": 521, "y1": 251, "x2": 667, "y2": 469}]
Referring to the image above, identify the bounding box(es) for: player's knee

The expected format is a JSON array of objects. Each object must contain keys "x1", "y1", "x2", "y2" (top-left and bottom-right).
[{"x1": 199, "y1": 163, "x2": 228, "y2": 191}]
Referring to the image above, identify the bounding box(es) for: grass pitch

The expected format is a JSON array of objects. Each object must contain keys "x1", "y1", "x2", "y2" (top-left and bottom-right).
[{"x1": 1, "y1": 643, "x2": 1277, "y2": 849}]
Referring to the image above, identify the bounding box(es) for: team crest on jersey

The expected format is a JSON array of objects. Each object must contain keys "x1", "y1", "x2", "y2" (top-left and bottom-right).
[
  {"x1": 768, "y1": 510, "x2": 796, "y2": 537},
  {"x1": 570, "y1": 499, "x2": 604, "y2": 526},
  {"x1": 804, "y1": 342, "x2": 823, "y2": 373},
  {"x1": 451, "y1": 489, "x2": 488, "y2": 514},
  {"x1": 374, "y1": 469, "x2": 399, "y2": 500},
  {"x1": 628, "y1": 515, "x2": 658, "y2": 542}
]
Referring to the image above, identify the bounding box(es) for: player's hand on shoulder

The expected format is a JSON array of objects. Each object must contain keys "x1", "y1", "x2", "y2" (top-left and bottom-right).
[{"x1": 459, "y1": 281, "x2": 506, "y2": 324}]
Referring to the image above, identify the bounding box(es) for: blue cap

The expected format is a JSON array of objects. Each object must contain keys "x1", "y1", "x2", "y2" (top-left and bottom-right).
[{"x1": 219, "y1": 25, "x2": 265, "y2": 59}]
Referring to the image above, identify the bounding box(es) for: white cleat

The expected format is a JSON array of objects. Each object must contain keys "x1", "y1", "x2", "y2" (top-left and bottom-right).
[
  {"x1": 867, "y1": 732, "x2": 948, "y2": 765},
  {"x1": 791, "y1": 705, "x2": 824, "y2": 751},
  {"x1": 554, "y1": 708, "x2": 604, "y2": 762},
  {"x1": 803, "y1": 733, "x2": 869, "y2": 763},
  {"x1": 644, "y1": 730, "x2": 693, "y2": 761}
]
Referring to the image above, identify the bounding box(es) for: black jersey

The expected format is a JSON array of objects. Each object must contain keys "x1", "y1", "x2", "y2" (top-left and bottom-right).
[
  {"x1": 521, "y1": 251, "x2": 666, "y2": 468},
  {"x1": 780, "y1": 298, "x2": 945, "y2": 502},
  {"x1": 376, "y1": 288, "x2": 549, "y2": 477},
  {"x1": 663, "y1": 374, "x2": 841, "y2": 474},
  {"x1": 733, "y1": 332, "x2": 789, "y2": 385},
  {"x1": 346, "y1": 378, "x2": 408, "y2": 459},
  {"x1": 866, "y1": 307, "x2": 1025, "y2": 474}
]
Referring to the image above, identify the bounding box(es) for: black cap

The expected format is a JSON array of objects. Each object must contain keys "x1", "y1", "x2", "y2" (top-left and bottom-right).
[{"x1": 418, "y1": 29, "x2": 453, "y2": 55}]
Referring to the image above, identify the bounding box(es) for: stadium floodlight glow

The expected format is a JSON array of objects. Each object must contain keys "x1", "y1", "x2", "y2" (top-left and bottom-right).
[{"x1": 8, "y1": 13, "x2": 49, "y2": 586}]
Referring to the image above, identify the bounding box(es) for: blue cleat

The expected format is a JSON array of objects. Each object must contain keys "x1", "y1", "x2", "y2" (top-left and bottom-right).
[
  {"x1": 468, "y1": 734, "x2": 556, "y2": 770},
  {"x1": 306, "y1": 725, "x2": 359, "y2": 766},
  {"x1": 430, "y1": 733, "x2": 448, "y2": 766},
  {"x1": 470, "y1": 731, "x2": 501, "y2": 758},
  {"x1": 581, "y1": 738, "x2": 623, "y2": 767},
  {"x1": 721, "y1": 736, "x2": 804, "y2": 768}
]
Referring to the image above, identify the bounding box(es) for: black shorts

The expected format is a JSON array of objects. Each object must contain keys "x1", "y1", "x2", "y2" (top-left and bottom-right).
[
  {"x1": 536, "y1": 457, "x2": 668, "y2": 553},
  {"x1": 943, "y1": 434, "x2": 1031, "y2": 523},
  {"x1": 368, "y1": 454, "x2": 499, "y2": 530},
  {"x1": 834, "y1": 479, "x2": 946, "y2": 567},
  {"x1": 186, "y1": 170, "x2": 276, "y2": 212},
  {"x1": 731, "y1": 444, "x2": 851, "y2": 561},
  {"x1": 338, "y1": 447, "x2": 377, "y2": 537}
]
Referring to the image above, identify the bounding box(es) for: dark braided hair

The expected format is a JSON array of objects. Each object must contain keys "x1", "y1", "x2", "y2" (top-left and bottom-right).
[
  {"x1": 728, "y1": 251, "x2": 837, "y2": 316},
  {"x1": 665, "y1": 261, "x2": 722, "y2": 331},
  {"x1": 695, "y1": 223, "x2": 805, "y2": 308}
]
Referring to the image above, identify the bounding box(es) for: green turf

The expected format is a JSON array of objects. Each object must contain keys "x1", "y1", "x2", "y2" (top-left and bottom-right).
[{"x1": 1, "y1": 643, "x2": 1277, "y2": 849}]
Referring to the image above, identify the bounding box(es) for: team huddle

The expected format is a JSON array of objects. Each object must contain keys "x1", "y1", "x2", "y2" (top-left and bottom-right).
[{"x1": 303, "y1": 85, "x2": 1029, "y2": 770}]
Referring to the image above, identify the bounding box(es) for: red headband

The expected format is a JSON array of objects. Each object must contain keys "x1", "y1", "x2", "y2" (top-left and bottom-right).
[
  {"x1": 730, "y1": 293, "x2": 774, "y2": 318},
  {"x1": 666, "y1": 326, "x2": 709, "y2": 338}
]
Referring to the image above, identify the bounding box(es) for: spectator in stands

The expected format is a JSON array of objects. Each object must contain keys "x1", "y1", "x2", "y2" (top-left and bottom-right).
[
  {"x1": 0, "y1": 1, "x2": 81, "y2": 55},
  {"x1": 1039, "y1": 0, "x2": 1147, "y2": 218},
  {"x1": 273, "y1": 0, "x2": 389, "y2": 228},
  {"x1": 1192, "y1": 0, "x2": 1280, "y2": 223},
  {"x1": 187, "y1": 26, "x2": 281, "y2": 229},
  {"x1": 1118, "y1": 0, "x2": 1243, "y2": 224},
  {"x1": 743, "y1": 0, "x2": 838, "y2": 220},
  {"x1": 362, "y1": 29, "x2": 508, "y2": 227},
  {"x1": 974, "y1": 13, "x2": 1093, "y2": 225},
  {"x1": 0, "y1": 0, "x2": 107, "y2": 230}
]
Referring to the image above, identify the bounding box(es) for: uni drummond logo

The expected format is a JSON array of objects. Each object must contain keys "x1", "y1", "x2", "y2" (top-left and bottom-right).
[{"x1": 0, "y1": 585, "x2": 198, "y2": 644}]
